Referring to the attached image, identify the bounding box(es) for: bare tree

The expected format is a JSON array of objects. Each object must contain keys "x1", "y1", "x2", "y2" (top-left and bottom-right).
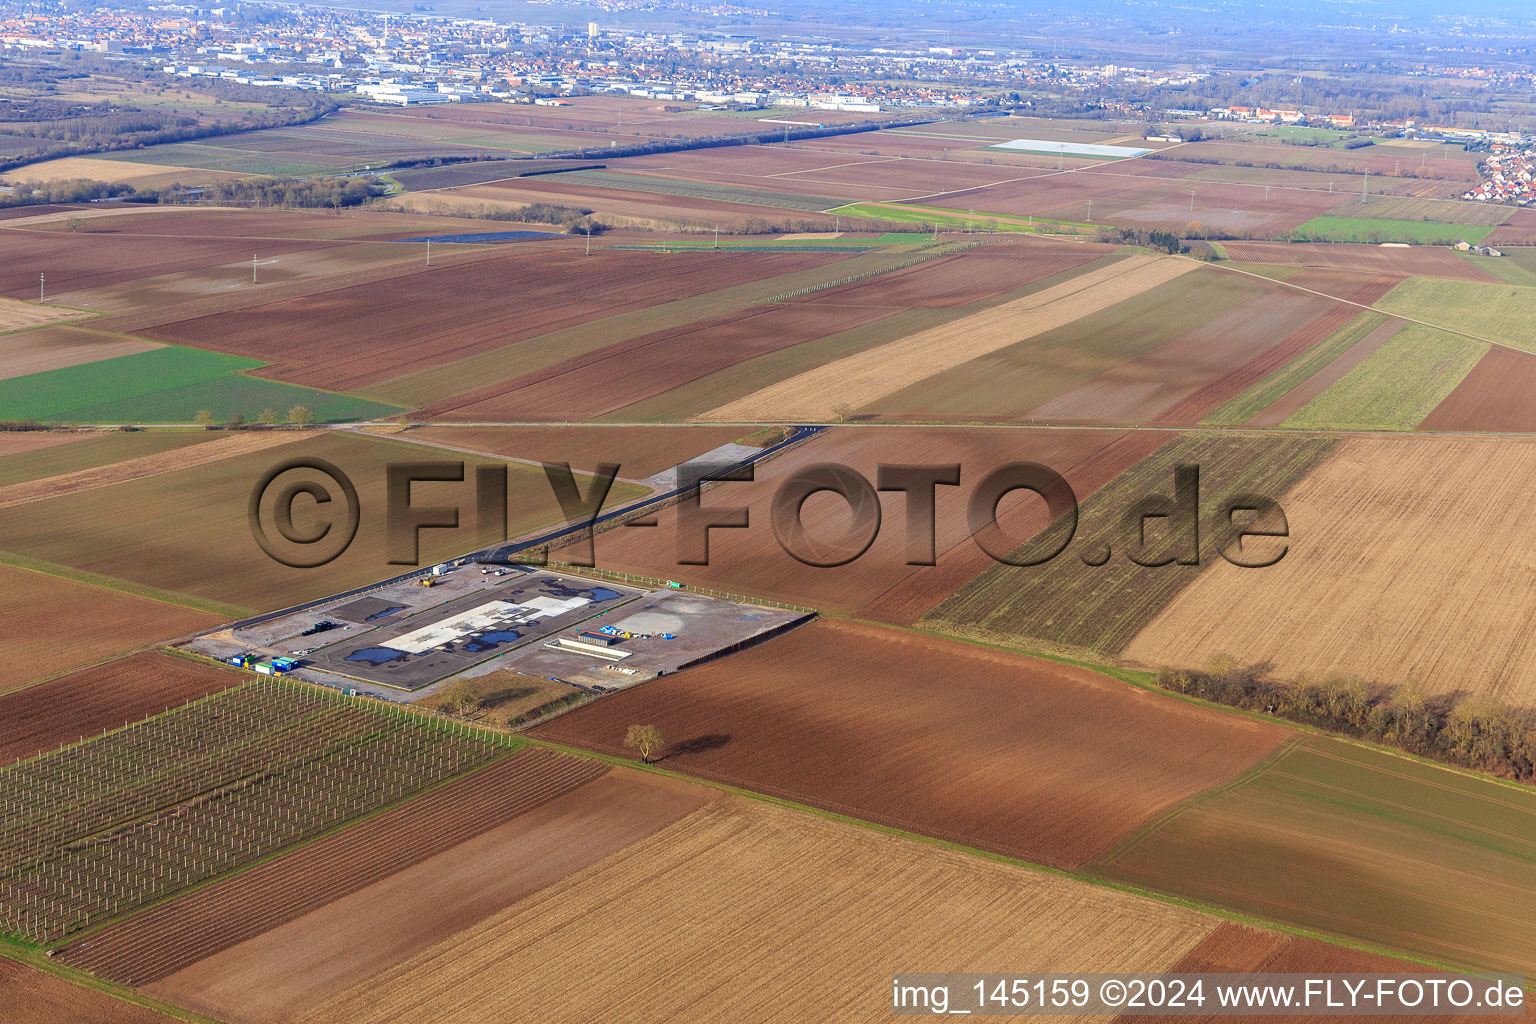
[
  {"x1": 830, "y1": 402, "x2": 853, "y2": 423},
  {"x1": 624, "y1": 724, "x2": 664, "y2": 764}
]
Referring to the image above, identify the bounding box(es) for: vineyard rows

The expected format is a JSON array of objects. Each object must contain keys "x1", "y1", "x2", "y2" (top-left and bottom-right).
[{"x1": 0, "y1": 678, "x2": 511, "y2": 944}]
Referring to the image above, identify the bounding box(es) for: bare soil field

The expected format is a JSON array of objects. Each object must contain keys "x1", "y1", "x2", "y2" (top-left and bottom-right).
[
  {"x1": 141, "y1": 770, "x2": 711, "y2": 1024},
  {"x1": 702, "y1": 254, "x2": 1195, "y2": 421},
  {"x1": 0, "y1": 959, "x2": 175, "y2": 1024},
  {"x1": 0, "y1": 430, "x2": 91, "y2": 459},
  {"x1": 0, "y1": 428, "x2": 307, "y2": 509},
  {"x1": 1419, "y1": 346, "x2": 1536, "y2": 432},
  {"x1": 471, "y1": 177, "x2": 836, "y2": 229},
  {"x1": 1486, "y1": 208, "x2": 1536, "y2": 245},
  {"x1": 64, "y1": 749, "x2": 613, "y2": 984},
  {"x1": 0, "y1": 227, "x2": 342, "y2": 302},
  {"x1": 1024, "y1": 286, "x2": 1338, "y2": 424},
  {"x1": 582, "y1": 425, "x2": 1162, "y2": 618},
  {"x1": 404, "y1": 424, "x2": 748, "y2": 479},
  {"x1": 0, "y1": 297, "x2": 90, "y2": 333},
  {"x1": 0, "y1": 566, "x2": 220, "y2": 693},
  {"x1": 5, "y1": 156, "x2": 248, "y2": 189},
  {"x1": 423, "y1": 302, "x2": 897, "y2": 422},
  {"x1": 299, "y1": 794, "x2": 1220, "y2": 1024},
  {"x1": 0, "y1": 325, "x2": 160, "y2": 381},
  {"x1": 142, "y1": 248, "x2": 849, "y2": 391},
  {"x1": 536, "y1": 617, "x2": 1287, "y2": 867},
  {"x1": 1217, "y1": 241, "x2": 1498, "y2": 282},
  {"x1": 801, "y1": 245, "x2": 1099, "y2": 307},
  {"x1": 0, "y1": 651, "x2": 239, "y2": 765},
  {"x1": 1169, "y1": 141, "x2": 1480, "y2": 183},
  {"x1": 1122, "y1": 435, "x2": 1536, "y2": 703}
]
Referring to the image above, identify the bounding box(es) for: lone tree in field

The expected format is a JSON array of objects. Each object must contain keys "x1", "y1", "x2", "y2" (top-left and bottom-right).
[
  {"x1": 194, "y1": 408, "x2": 215, "y2": 428},
  {"x1": 830, "y1": 402, "x2": 853, "y2": 423},
  {"x1": 258, "y1": 408, "x2": 279, "y2": 426},
  {"x1": 624, "y1": 724, "x2": 664, "y2": 764},
  {"x1": 440, "y1": 679, "x2": 480, "y2": 718},
  {"x1": 287, "y1": 404, "x2": 314, "y2": 427}
]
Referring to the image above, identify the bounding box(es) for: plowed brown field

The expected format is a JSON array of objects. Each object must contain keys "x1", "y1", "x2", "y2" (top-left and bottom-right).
[
  {"x1": 1219, "y1": 241, "x2": 1498, "y2": 282},
  {"x1": 0, "y1": 959, "x2": 175, "y2": 1024},
  {"x1": 801, "y1": 246, "x2": 1098, "y2": 307},
  {"x1": 535, "y1": 617, "x2": 1288, "y2": 867},
  {"x1": 141, "y1": 770, "x2": 711, "y2": 1024},
  {"x1": 0, "y1": 325, "x2": 159, "y2": 381},
  {"x1": 582, "y1": 426, "x2": 1163, "y2": 619},
  {"x1": 420, "y1": 302, "x2": 896, "y2": 422},
  {"x1": 1419, "y1": 346, "x2": 1536, "y2": 432},
  {"x1": 0, "y1": 567, "x2": 220, "y2": 693},
  {"x1": 404, "y1": 424, "x2": 749, "y2": 478},
  {"x1": 0, "y1": 430, "x2": 90, "y2": 458},
  {"x1": 1122, "y1": 435, "x2": 1536, "y2": 703},
  {"x1": 140, "y1": 248, "x2": 848, "y2": 391},
  {"x1": 0, "y1": 652, "x2": 240, "y2": 766},
  {"x1": 63, "y1": 749, "x2": 610, "y2": 985},
  {"x1": 299, "y1": 795, "x2": 1220, "y2": 1024}
]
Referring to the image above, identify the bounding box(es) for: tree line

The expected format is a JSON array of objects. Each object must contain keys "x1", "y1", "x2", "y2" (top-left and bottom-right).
[{"x1": 1159, "y1": 658, "x2": 1536, "y2": 782}]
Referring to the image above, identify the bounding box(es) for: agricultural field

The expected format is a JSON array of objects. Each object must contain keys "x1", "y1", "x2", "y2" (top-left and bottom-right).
[
  {"x1": 701, "y1": 253, "x2": 1195, "y2": 421},
  {"x1": 1319, "y1": 195, "x2": 1513, "y2": 226},
  {"x1": 0, "y1": 346, "x2": 401, "y2": 424},
  {"x1": 1280, "y1": 324, "x2": 1486, "y2": 430},
  {"x1": 0, "y1": 430, "x2": 213, "y2": 488},
  {"x1": 0, "y1": 652, "x2": 240, "y2": 766},
  {"x1": 0, "y1": 325, "x2": 161, "y2": 382},
  {"x1": 1420, "y1": 346, "x2": 1536, "y2": 432},
  {"x1": 402, "y1": 424, "x2": 755, "y2": 479},
  {"x1": 1216, "y1": 241, "x2": 1497, "y2": 282},
  {"x1": 923, "y1": 433, "x2": 1339, "y2": 658},
  {"x1": 0, "y1": 678, "x2": 509, "y2": 943},
  {"x1": 1289, "y1": 215, "x2": 1493, "y2": 245},
  {"x1": 1222, "y1": 315, "x2": 1405, "y2": 427},
  {"x1": 579, "y1": 425, "x2": 1171, "y2": 620},
  {"x1": 140, "y1": 247, "x2": 854, "y2": 392},
  {"x1": 1090, "y1": 736, "x2": 1536, "y2": 975},
  {"x1": 1375, "y1": 276, "x2": 1536, "y2": 352},
  {"x1": 0, "y1": 430, "x2": 643, "y2": 614},
  {"x1": 0, "y1": 957, "x2": 177, "y2": 1024},
  {"x1": 0, "y1": 297, "x2": 90, "y2": 334},
  {"x1": 1121, "y1": 435, "x2": 1536, "y2": 705},
  {"x1": 534, "y1": 617, "x2": 1288, "y2": 868},
  {"x1": 0, "y1": 565, "x2": 220, "y2": 693},
  {"x1": 298, "y1": 794, "x2": 1223, "y2": 1024}
]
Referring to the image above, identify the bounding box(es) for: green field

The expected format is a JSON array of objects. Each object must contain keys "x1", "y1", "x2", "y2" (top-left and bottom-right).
[
  {"x1": 1090, "y1": 736, "x2": 1536, "y2": 974},
  {"x1": 1282, "y1": 324, "x2": 1486, "y2": 430},
  {"x1": 1289, "y1": 216, "x2": 1493, "y2": 245},
  {"x1": 830, "y1": 201, "x2": 1093, "y2": 234},
  {"x1": 922, "y1": 433, "x2": 1338, "y2": 657},
  {"x1": 0, "y1": 431, "x2": 214, "y2": 487},
  {"x1": 1462, "y1": 252, "x2": 1536, "y2": 287},
  {"x1": 1204, "y1": 313, "x2": 1389, "y2": 425},
  {"x1": 1376, "y1": 276, "x2": 1536, "y2": 351},
  {"x1": 0, "y1": 431, "x2": 643, "y2": 614},
  {"x1": 0, "y1": 347, "x2": 400, "y2": 424}
]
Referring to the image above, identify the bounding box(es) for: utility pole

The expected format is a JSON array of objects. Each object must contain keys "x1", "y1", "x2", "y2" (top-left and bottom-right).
[
  {"x1": 252, "y1": 254, "x2": 257, "y2": 285},
  {"x1": 1265, "y1": 185, "x2": 1271, "y2": 201},
  {"x1": 426, "y1": 238, "x2": 431, "y2": 267},
  {"x1": 835, "y1": 214, "x2": 840, "y2": 232},
  {"x1": 1362, "y1": 167, "x2": 1369, "y2": 204},
  {"x1": 714, "y1": 224, "x2": 719, "y2": 249},
  {"x1": 1189, "y1": 190, "x2": 1196, "y2": 212},
  {"x1": 585, "y1": 230, "x2": 591, "y2": 256},
  {"x1": 1085, "y1": 199, "x2": 1093, "y2": 223},
  {"x1": 38, "y1": 273, "x2": 44, "y2": 303}
]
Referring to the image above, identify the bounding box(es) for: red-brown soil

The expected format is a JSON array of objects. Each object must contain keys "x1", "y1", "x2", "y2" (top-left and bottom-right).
[
  {"x1": 801, "y1": 247, "x2": 1099, "y2": 307},
  {"x1": 422, "y1": 302, "x2": 896, "y2": 421},
  {"x1": 0, "y1": 431, "x2": 91, "y2": 458},
  {"x1": 142, "y1": 770, "x2": 711, "y2": 1024},
  {"x1": 534, "y1": 617, "x2": 1288, "y2": 869},
  {"x1": 1151, "y1": 271, "x2": 1402, "y2": 426},
  {"x1": 1219, "y1": 241, "x2": 1499, "y2": 282},
  {"x1": 581, "y1": 426, "x2": 1162, "y2": 620},
  {"x1": 1116, "y1": 923, "x2": 1531, "y2": 1024},
  {"x1": 404, "y1": 424, "x2": 751, "y2": 478},
  {"x1": 476, "y1": 177, "x2": 837, "y2": 229},
  {"x1": 0, "y1": 229, "x2": 341, "y2": 300},
  {"x1": 58, "y1": 748, "x2": 610, "y2": 984},
  {"x1": 140, "y1": 248, "x2": 849, "y2": 391},
  {"x1": 0, "y1": 958, "x2": 175, "y2": 1024},
  {"x1": 0, "y1": 652, "x2": 241, "y2": 766},
  {"x1": 1486, "y1": 207, "x2": 1536, "y2": 245},
  {"x1": 1419, "y1": 345, "x2": 1536, "y2": 432}
]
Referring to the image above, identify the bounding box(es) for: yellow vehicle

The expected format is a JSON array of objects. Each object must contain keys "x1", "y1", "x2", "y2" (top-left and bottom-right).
[{"x1": 419, "y1": 576, "x2": 436, "y2": 587}]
